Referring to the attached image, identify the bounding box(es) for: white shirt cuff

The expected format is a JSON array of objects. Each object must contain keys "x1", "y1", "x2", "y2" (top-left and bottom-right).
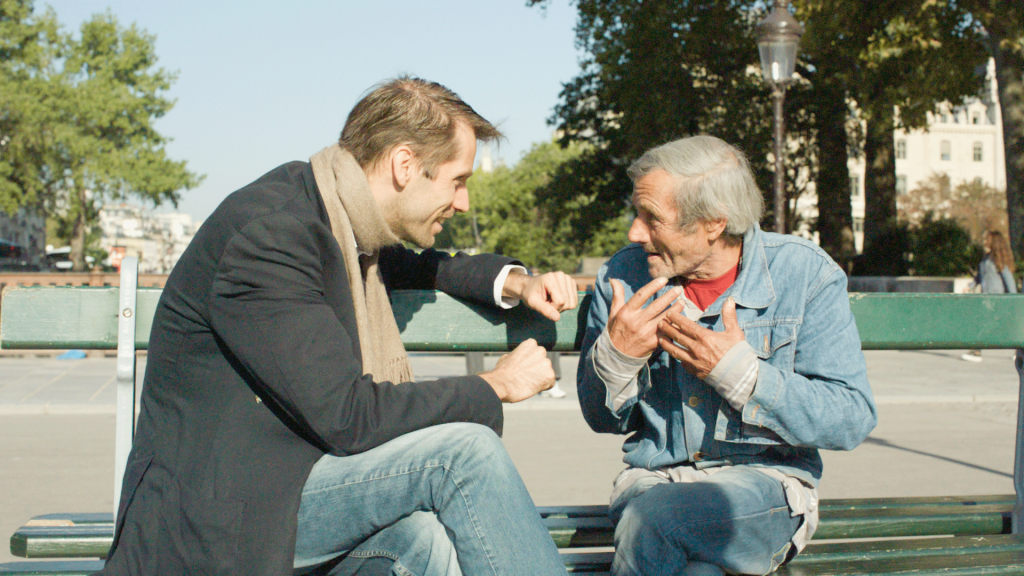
[
  {"x1": 493, "y1": 264, "x2": 529, "y2": 309},
  {"x1": 704, "y1": 340, "x2": 759, "y2": 411},
  {"x1": 593, "y1": 327, "x2": 650, "y2": 411}
]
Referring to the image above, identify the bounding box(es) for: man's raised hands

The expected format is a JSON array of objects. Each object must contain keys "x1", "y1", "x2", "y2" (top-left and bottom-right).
[
  {"x1": 607, "y1": 277, "x2": 684, "y2": 358},
  {"x1": 658, "y1": 296, "x2": 745, "y2": 379}
]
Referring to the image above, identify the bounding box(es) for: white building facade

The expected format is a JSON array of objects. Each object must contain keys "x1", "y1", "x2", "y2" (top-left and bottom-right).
[
  {"x1": 97, "y1": 204, "x2": 200, "y2": 273},
  {"x1": 845, "y1": 59, "x2": 1005, "y2": 252}
]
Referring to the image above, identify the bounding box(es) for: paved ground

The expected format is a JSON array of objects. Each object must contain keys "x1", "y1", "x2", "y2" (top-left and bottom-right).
[{"x1": 1, "y1": 348, "x2": 1020, "y2": 564}]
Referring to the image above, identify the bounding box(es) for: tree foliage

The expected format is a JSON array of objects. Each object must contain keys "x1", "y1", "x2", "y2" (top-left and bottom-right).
[
  {"x1": 437, "y1": 140, "x2": 629, "y2": 272},
  {"x1": 528, "y1": 0, "x2": 804, "y2": 248},
  {"x1": 0, "y1": 0, "x2": 60, "y2": 214},
  {"x1": 899, "y1": 173, "x2": 1008, "y2": 244},
  {"x1": 0, "y1": 2, "x2": 201, "y2": 270},
  {"x1": 531, "y1": 0, "x2": 996, "y2": 270},
  {"x1": 957, "y1": 0, "x2": 1024, "y2": 256}
]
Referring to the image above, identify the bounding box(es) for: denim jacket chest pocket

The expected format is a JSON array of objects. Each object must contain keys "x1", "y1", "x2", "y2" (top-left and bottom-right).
[
  {"x1": 743, "y1": 322, "x2": 797, "y2": 371},
  {"x1": 713, "y1": 321, "x2": 798, "y2": 446}
]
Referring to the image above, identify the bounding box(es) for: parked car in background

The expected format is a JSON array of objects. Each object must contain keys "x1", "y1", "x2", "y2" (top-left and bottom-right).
[{"x1": 0, "y1": 240, "x2": 38, "y2": 271}]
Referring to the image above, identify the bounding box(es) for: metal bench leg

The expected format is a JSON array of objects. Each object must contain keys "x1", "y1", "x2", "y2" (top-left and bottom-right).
[
  {"x1": 1014, "y1": 349, "x2": 1024, "y2": 533},
  {"x1": 113, "y1": 257, "x2": 139, "y2": 518},
  {"x1": 466, "y1": 351, "x2": 485, "y2": 375}
]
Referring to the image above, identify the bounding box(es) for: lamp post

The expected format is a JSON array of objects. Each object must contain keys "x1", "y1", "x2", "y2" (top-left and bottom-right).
[{"x1": 757, "y1": 0, "x2": 803, "y2": 234}]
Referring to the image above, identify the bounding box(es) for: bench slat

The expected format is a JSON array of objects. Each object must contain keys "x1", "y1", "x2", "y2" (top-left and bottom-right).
[
  {"x1": 561, "y1": 537, "x2": 1024, "y2": 575},
  {"x1": 817, "y1": 494, "x2": 1015, "y2": 511},
  {"x1": 0, "y1": 287, "x2": 160, "y2": 350},
  {"x1": 793, "y1": 534, "x2": 1024, "y2": 564},
  {"x1": 0, "y1": 561, "x2": 105, "y2": 575},
  {"x1": 6, "y1": 288, "x2": 1024, "y2": 351},
  {"x1": 537, "y1": 495, "x2": 1017, "y2": 517},
  {"x1": 9, "y1": 527, "x2": 112, "y2": 559},
  {"x1": 13, "y1": 499, "x2": 1015, "y2": 558},
  {"x1": 777, "y1": 549, "x2": 1024, "y2": 575}
]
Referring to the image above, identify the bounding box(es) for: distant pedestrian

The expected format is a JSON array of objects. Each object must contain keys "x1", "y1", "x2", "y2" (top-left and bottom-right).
[{"x1": 963, "y1": 230, "x2": 1017, "y2": 362}]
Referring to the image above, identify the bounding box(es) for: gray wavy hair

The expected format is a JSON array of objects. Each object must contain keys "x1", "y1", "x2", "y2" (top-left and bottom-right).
[{"x1": 626, "y1": 135, "x2": 764, "y2": 238}]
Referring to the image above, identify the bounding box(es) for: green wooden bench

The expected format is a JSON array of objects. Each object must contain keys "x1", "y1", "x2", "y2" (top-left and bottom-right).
[{"x1": 4, "y1": 257, "x2": 1024, "y2": 575}]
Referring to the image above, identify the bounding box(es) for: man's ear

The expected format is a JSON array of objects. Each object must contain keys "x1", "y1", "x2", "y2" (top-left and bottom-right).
[
  {"x1": 705, "y1": 219, "x2": 728, "y2": 243},
  {"x1": 390, "y1": 144, "x2": 418, "y2": 190}
]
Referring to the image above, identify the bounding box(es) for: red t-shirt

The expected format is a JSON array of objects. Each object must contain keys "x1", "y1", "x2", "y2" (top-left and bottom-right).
[{"x1": 683, "y1": 263, "x2": 739, "y2": 311}]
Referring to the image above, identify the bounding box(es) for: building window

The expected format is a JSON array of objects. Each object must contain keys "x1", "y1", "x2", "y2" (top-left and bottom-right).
[
  {"x1": 973, "y1": 113, "x2": 981, "y2": 125},
  {"x1": 941, "y1": 140, "x2": 951, "y2": 161},
  {"x1": 853, "y1": 218, "x2": 864, "y2": 233},
  {"x1": 941, "y1": 111, "x2": 950, "y2": 123},
  {"x1": 973, "y1": 142, "x2": 983, "y2": 161},
  {"x1": 850, "y1": 175, "x2": 860, "y2": 197},
  {"x1": 896, "y1": 175, "x2": 907, "y2": 195},
  {"x1": 896, "y1": 140, "x2": 907, "y2": 159},
  {"x1": 974, "y1": 177, "x2": 984, "y2": 187}
]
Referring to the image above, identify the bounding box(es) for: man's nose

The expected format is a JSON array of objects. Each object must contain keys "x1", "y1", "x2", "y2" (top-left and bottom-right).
[
  {"x1": 452, "y1": 187, "x2": 470, "y2": 213},
  {"x1": 627, "y1": 217, "x2": 648, "y2": 244}
]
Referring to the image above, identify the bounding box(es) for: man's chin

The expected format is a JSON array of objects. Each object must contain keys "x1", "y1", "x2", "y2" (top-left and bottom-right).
[{"x1": 410, "y1": 235, "x2": 436, "y2": 249}]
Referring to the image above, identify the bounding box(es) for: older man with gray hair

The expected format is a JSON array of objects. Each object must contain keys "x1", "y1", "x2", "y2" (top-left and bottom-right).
[{"x1": 578, "y1": 135, "x2": 877, "y2": 576}]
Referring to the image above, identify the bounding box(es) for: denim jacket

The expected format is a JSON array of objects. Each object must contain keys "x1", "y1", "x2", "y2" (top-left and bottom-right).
[
  {"x1": 976, "y1": 255, "x2": 1018, "y2": 294},
  {"x1": 578, "y1": 226, "x2": 877, "y2": 487}
]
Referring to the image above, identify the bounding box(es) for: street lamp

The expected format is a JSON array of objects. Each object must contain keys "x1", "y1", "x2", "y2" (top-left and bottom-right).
[{"x1": 757, "y1": 0, "x2": 803, "y2": 234}]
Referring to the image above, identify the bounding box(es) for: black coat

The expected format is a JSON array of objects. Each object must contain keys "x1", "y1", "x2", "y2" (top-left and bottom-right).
[{"x1": 99, "y1": 162, "x2": 510, "y2": 576}]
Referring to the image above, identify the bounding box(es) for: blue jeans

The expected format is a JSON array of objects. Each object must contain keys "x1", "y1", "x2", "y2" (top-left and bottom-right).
[
  {"x1": 292, "y1": 423, "x2": 567, "y2": 576},
  {"x1": 610, "y1": 466, "x2": 800, "y2": 576}
]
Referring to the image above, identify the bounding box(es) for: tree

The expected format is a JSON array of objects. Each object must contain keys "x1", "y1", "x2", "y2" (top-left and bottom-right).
[
  {"x1": 794, "y1": 0, "x2": 986, "y2": 264},
  {"x1": 528, "y1": 0, "x2": 806, "y2": 245},
  {"x1": 49, "y1": 13, "x2": 202, "y2": 270},
  {"x1": 533, "y1": 0, "x2": 989, "y2": 272},
  {"x1": 438, "y1": 140, "x2": 624, "y2": 272},
  {"x1": 0, "y1": 0, "x2": 60, "y2": 216},
  {"x1": 909, "y1": 216, "x2": 981, "y2": 276},
  {"x1": 899, "y1": 172, "x2": 1008, "y2": 243},
  {"x1": 959, "y1": 0, "x2": 1024, "y2": 257},
  {"x1": 1, "y1": 5, "x2": 201, "y2": 270}
]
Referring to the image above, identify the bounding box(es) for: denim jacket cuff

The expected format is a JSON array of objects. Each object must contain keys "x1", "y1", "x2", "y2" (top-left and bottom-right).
[{"x1": 741, "y1": 360, "x2": 797, "y2": 445}]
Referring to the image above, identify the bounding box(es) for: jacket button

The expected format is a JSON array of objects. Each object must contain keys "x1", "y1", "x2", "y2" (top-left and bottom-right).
[
  {"x1": 693, "y1": 452, "x2": 705, "y2": 462},
  {"x1": 688, "y1": 396, "x2": 700, "y2": 407}
]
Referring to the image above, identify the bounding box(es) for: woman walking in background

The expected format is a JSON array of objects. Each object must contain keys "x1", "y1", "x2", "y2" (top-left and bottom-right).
[{"x1": 963, "y1": 230, "x2": 1018, "y2": 362}]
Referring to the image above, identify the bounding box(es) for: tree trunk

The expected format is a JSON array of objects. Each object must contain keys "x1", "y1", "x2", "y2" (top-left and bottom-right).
[
  {"x1": 814, "y1": 77, "x2": 855, "y2": 268},
  {"x1": 991, "y1": 39, "x2": 1024, "y2": 258},
  {"x1": 70, "y1": 187, "x2": 88, "y2": 272},
  {"x1": 862, "y1": 106, "x2": 897, "y2": 251}
]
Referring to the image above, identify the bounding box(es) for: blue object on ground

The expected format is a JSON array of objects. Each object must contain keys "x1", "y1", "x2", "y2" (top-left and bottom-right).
[{"x1": 56, "y1": 350, "x2": 87, "y2": 360}]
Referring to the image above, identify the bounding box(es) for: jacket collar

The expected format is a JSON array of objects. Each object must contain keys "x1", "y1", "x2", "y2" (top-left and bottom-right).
[{"x1": 699, "y1": 225, "x2": 775, "y2": 318}]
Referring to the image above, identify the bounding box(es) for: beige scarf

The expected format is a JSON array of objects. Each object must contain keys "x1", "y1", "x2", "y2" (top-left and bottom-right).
[{"x1": 310, "y1": 144, "x2": 415, "y2": 385}]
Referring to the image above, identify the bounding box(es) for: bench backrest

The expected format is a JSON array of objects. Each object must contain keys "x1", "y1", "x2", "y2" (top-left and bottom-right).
[
  {"x1": 3, "y1": 260, "x2": 1024, "y2": 530},
  {"x1": 5, "y1": 286, "x2": 1024, "y2": 352}
]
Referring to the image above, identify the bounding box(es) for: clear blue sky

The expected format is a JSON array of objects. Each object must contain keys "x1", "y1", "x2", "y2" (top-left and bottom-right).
[{"x1": 40, "y1": 1, "x2": 582, "y2": 222}]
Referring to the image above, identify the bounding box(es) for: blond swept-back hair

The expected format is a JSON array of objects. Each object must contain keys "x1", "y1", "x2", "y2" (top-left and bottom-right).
[{"x1": 340, "y1": 76, "x2": 502, "y2": 178}]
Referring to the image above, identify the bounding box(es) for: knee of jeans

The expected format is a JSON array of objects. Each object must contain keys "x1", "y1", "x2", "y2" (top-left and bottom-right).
[
  {"x1": 440, "y1": 423, "x2": 508, "y2": 467},
  {"x1": 615, "y1": 496, "x2": 665, "y2": 548},
  {"x1": 614, "y1": 498, "x2": 684, "y2": 576},
  {"x1": 401, "y1": 512, "x2": 455, "y2": 553}
]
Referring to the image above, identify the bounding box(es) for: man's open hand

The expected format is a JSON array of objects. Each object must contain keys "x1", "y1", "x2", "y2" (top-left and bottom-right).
[
  {"x1": 479, "y1": 339, "x2": 555, "y2": 402},
  {"x1": 607, "y1": 277, "x2": 683, "y2": 358},
  {"x1": 658, "y1": 296, "x2": 745, "y2": 379},
  {"x1": 503, "y1": 271, "x2": 579, "y2": 321}
]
